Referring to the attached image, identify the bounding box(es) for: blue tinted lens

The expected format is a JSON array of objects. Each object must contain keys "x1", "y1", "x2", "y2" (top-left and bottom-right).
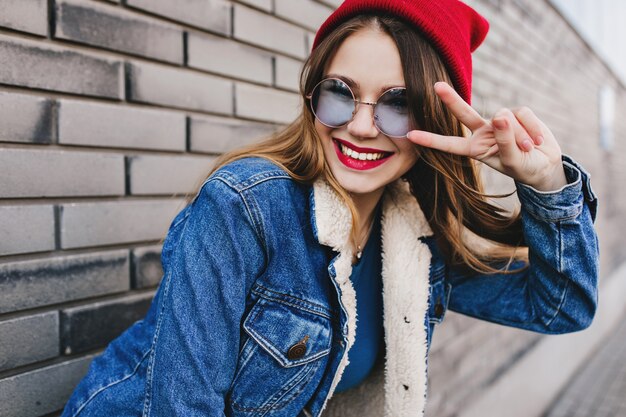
[
  {"x1": 374, "y1": 88, "x2": 409, "y2": 137},
  {"x1": 309, "y1": 79, "x2": 410, "y2": 137},
  {"x1": 310, "y1": 79, "x2": 354, "y2": 127}
]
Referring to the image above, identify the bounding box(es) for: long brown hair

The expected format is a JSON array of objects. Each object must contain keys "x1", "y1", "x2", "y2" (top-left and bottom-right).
[{"x1": 191, "y1": 14, "x2": 527, "y2": 274}]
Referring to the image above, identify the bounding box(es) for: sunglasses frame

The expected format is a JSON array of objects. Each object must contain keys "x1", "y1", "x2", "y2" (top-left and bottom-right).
[{"x1": 305, "y1": 77, "x2": 410, "y2": 138}]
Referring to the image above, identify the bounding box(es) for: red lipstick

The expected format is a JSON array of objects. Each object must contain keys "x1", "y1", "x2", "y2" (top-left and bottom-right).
[{"x1": 332, "y1": 138, "x2": 393, "y2": 171}]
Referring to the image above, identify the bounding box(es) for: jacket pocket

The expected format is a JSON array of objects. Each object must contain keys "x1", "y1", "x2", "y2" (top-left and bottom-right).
[
  {"x1": 228, "y1": 296, "x2": 332, "y2": 415},
  {"x1": 428, "y1": 277, "x2": 451, "y2": 325}
]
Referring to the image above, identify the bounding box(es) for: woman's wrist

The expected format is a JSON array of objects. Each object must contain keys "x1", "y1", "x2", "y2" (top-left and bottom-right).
[{"x1": 522, "y1": 163, "x2": 568, "y2": 192}]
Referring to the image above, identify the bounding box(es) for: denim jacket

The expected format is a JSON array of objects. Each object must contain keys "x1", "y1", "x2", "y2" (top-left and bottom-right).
[{"x1": 61, "y1": 155, "x2": 598, "y2": 417}]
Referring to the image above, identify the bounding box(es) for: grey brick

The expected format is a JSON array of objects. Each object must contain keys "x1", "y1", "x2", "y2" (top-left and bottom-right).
[
  {"x1": 0, "y1": 35, "x2": 122, "y2": 99},
  {"x1": 0, "y1": 205, "x2": 55, "y2": 256},
  {"x1": 235, "y1": 82, "x2": 302, "y2": 124},
  {"x1": 233, "y1": 4, "x2": 308, "y2": 59},
  {"x1": 189, "y1": 115, "x2": 277, "y2": 154},
  {"x1": 275, "y1": 0, "x2": 332, "y2": 31},
  {"x1": 0, "y1": 92, "x2": 55, "y2": 144},
  {"x1": 0, "y1": 312, "x2": 59, "y2": 372},
  {"x1": 236, "y1": 0, "x2": 272, "y2": 12},
  {"x1": 58, "y1": 100, "x2": 186, "y2": 151},
  {"x1": 316, "y1": 0, "x2": 342, "y2": 8},
  {"x1": 275, "y1": 55, "x2": 302, "y2": 92},
  {"x1": 127, "y1": 154, "x2": 215, "y2": 195},
  {"x1": 127, "y1": 61, "x2": 233, "y2": 114},
  {"x1": 0, "y1": 355, "x2": 94, "y2": 417},
  {"x1": 132, "y1": 244, "x2": 163, "y2": 288},
  {"x1": 55, "y1": 0, "x2": 183, "y2": 64},
  {"x1": 126, "y1": 0, "x2": 230, "y2": 35},
  {"x1": 61, "y1": 292, "x2": 153, "y2": 355},
  {"x1": 187, "y1": 32, "x2": 273, "y2": 85},
  {"x1": 0, "y1": 148, "x2": 124, "y2": 198},
  {"x1": 0, "y1": 0, "x2": 48, "y2": 36},
  {"x1": 60, "y1": 199, "x2": 185, "y2": 249},
  {"x1": 0, "y1": 250, "x2": 129, "y2": 314}
]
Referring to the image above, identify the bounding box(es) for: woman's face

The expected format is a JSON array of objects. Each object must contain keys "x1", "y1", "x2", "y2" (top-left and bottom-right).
[{"x1": 314, "y1": 27, "x2": 419, "y2": 198}]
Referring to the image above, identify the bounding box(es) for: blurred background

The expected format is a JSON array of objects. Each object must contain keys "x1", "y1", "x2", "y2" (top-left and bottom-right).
[{"x1": 0, "y1": 0, "x2": 625, "y2": 416}]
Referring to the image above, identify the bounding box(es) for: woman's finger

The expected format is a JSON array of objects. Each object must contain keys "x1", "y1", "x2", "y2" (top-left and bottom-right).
[
  {"x1": 434, "y1": 82, "x2": 486, "y2": 131},
  {"x1": 406, "y1": 130, "x2": 471, "y2": 156},
  {"x1": 491, "y1": 109, "x2": 519, "y2": 164},
  {"x1": 481, "y1": 143, "x2": 499, "y2": 160},
  {"x1": 508, "y1": 112, "x2": 535, "y2": 152},
  {"x1": 512, "y1": 106, "x2": 546, "y2": 146}
]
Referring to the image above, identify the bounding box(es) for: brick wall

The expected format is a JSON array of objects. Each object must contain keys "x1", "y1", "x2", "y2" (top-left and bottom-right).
[
  {"x1": 426, "y1": 1, "x2": 626, "y2": 416},
  {"x1": 0, "y1": 1, "x2": 624, "y2": 416}
]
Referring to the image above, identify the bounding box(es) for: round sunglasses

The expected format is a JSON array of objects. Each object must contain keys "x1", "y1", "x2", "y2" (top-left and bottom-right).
[{"x1": 305, "y1": 77, "x2": 411, "y2": 138}]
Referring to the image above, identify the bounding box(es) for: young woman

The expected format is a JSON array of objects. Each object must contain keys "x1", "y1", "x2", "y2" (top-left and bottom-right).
[{"x1": 61, "y1": 0, "x2": 599, "y2": 416}]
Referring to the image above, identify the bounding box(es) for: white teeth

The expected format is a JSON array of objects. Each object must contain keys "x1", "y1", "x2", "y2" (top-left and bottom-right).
[{"x1": 338, "y1": 142, "x2": 387, "y2": 161}]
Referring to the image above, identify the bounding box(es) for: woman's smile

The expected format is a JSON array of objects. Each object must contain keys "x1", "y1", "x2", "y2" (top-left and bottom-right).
[{"x1": 333, "y1": 138, "x2": 394, "y2": 170}]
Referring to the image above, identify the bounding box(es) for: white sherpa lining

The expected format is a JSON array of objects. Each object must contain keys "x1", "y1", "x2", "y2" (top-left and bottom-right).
[{"x1": 312, "y1": 177, "x2": 433, "y2": 417}]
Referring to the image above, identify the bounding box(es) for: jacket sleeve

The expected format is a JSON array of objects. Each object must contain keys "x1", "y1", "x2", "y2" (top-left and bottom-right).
[
  {"x1": 445, "y1": 155, "x2": 599, "y2": 334},
  {"x1": 145, "y1": 177, "x2": 266, "y2": 416}
]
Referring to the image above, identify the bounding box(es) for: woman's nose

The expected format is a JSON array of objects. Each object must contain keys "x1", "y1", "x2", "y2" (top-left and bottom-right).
[{"x1": 346, "y1": 103, "x2": 379, "y2": 138}]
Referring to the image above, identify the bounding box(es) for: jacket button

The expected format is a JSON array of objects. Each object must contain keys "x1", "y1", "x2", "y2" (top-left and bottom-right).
[
  {"x1": 287, "y1": 335, "x2": 309, "y2": 360},
  {"x1": 434, "y1": 302, "x2": 444, "y2": 317}
]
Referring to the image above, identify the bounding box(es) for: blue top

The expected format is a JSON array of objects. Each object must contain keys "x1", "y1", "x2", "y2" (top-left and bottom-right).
[{"x1": 335, "y1": 202, "x2": 384, "y2": 393}]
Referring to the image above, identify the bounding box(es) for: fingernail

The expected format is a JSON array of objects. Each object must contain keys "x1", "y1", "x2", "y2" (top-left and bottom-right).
[
  {"x1": 493, "y1": 118, "x2": 508, "y2": 130},
  {"x1": 536, "y1": 135, "x2": 544, "y2": 145},
  {"x1": 523, "y1": 139, "x2": 532, "y2": 151}
]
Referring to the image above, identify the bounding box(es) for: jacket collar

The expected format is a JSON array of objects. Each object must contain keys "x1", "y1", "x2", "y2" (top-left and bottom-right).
[{"x1": 311, "y1": 176, "x2": 434, "y2": 417}]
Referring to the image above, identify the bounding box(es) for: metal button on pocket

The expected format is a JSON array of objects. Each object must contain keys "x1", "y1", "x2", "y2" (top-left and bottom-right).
[{"x1": 287, "y1": 335, "x2": 309, "y2": 360}]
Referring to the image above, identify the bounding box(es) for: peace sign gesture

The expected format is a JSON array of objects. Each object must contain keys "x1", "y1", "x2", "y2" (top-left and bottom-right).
[{"x1": 406, "y1": 82, "x2": 568, "y2": 192}]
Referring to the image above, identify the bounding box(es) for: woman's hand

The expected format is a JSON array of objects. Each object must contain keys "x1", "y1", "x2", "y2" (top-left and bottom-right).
[{"x1": 406, "y1": 81, "x2": 567, "y2": 192}]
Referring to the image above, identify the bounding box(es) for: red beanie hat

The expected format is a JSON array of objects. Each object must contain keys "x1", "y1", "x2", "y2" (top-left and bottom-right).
[{"x1": 311, "y1": 0, "x2": 489, "y2": 104}]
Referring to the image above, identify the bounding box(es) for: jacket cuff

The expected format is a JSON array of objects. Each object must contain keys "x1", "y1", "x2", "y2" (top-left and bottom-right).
[{"x1": 515, "y1": 154, "x2": 598, "y2": 222}]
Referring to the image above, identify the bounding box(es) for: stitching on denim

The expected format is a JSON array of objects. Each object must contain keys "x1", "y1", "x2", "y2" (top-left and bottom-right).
[
  {"x1": 261, "y1": 362, "x2": 317, "y2": 412},
  {"x1": 169, "y1": 205, "x2": 191, "y2": 230},
  {"x1": 263, "y1": 360, "x2": 320, "y2": 412},
  {"x1": 239, "y1": 189, "x2": 269, "y2": 259},
  {"x1": 239, "y1": 173, "x2": 292, "y2": 191},
  {"x1": 251, "y1": 285, "x2": 333, "y2": 319},
  {"x1": 231, "y1": 360, "x2": 319, "y2": 412},
  {"x1": 546, "y1": 222, "x2": 568, "y2": 327},
  {"x1": 547, "y1": 278, "x2": 570, "y2": 328},
  {"x1": 517, "y1": 161, "x2": 585, "y2": 222},
  {"x1": 213, "y1": 170, "x2": 291, "y2": 192},
  {"x1": 255, "y1": 293, "x2": 331, "y2": 321},
  {"x1": 228, "y1": 337, "x2": 259, "y2": 393},
  {"x1": 245, "y1": 323, "x2": 331, "y2": 368},
  {"x1": 557, "y1": 221, "x2": 563, "y2": 274},
  {"x1": 73, "y1": 348, "x2": 151, "y2": 417},
  {"x1": 209, "y1": 177, "x2": 269, "y2": 272},
  {"x1": 246, "y1": 299, "x2": 264, "y2": 325},
  {"x1": 232, "y1": 363, "x2": 314, "y2": 412},
  {"x1": 142, "y1": 268, "x2": 174, "y2": 417},
  {"x1": 243, "y1": 298, "x2": 331, "y2": 366},
  {"x1": 524, "y1": 204, "x2": 582, "y2": 223}
]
